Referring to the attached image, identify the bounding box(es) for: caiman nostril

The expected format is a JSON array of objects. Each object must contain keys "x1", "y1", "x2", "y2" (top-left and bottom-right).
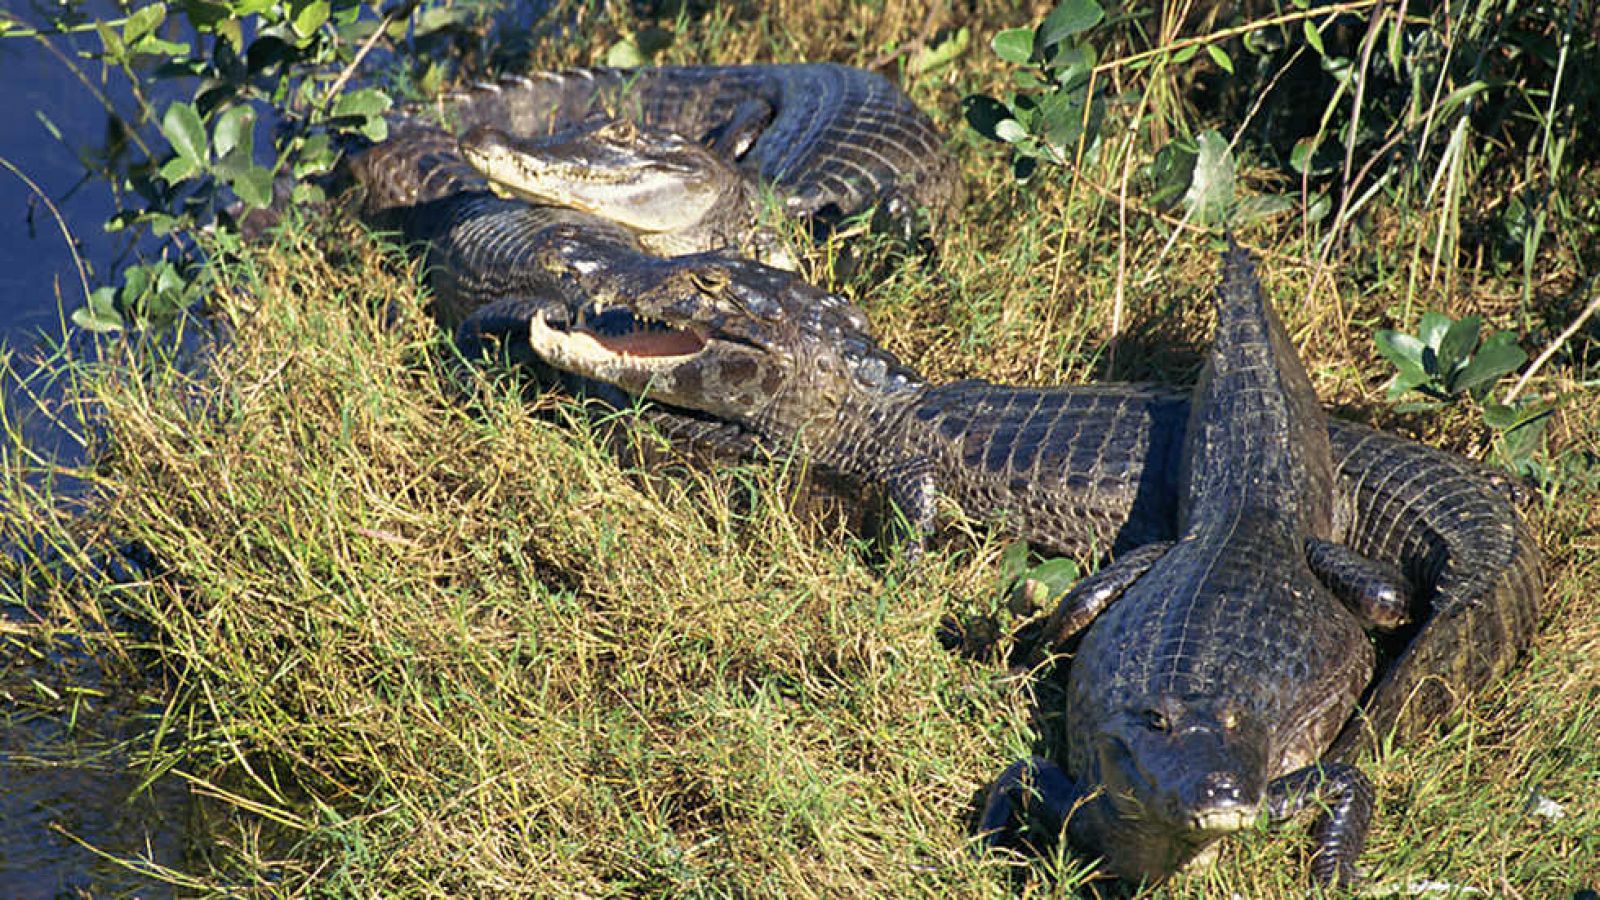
[{"x1": 1200, "y1": 771, "x2": 1245, "y2": 806}]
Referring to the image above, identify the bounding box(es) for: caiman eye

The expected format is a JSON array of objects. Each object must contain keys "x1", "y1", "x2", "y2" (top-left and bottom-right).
[
  {"x1": 1221, "y1": 709, "x2": 1239, "y2": 731},
  {"x1": 1143, "y1": 708, "x2": 1170, "y2": 733}
]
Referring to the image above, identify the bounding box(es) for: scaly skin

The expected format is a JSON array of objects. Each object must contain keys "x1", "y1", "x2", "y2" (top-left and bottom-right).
[
  {"x1": 351, "y1": 62, "x2": 959, "y2": 352},
  {"x1": 514, "y1": 236, "x2": 1542, "y2": 882},
  {"x1": 348, "y1": 122, "x2": 640, "y2": 334},
  {"x1": 444, "y1": 63, "x2": 965, "y2": 234},
  {"x1": 988, "y1": 246, "x2": 1377, "y2": 886},
  {"x1": 461, "y1": 117, "x2": 786, "y2": 265}
]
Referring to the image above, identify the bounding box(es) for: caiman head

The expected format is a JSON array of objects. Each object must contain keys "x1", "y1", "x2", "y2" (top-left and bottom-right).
[
  {"x1": 460, "y1": 118, "x2": 752, "y2": 241},
  {"x1": 521, "y1": 225, "x2": 921, "y2": 457},
  {"x1": 1072, "y1": 692, "x2": 1271, "y2": 881}
]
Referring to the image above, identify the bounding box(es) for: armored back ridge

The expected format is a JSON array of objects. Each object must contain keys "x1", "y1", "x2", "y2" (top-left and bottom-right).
[{"x1": 1180, "y1": 244, "x2": 1336, "y2": 535}]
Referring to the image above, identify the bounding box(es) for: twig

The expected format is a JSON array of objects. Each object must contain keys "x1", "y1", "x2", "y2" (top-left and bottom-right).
[
  {"x1": 0, "y1": 154, "x2": 93, "y2": 307},
  {"x1": 323, "y1": 1, "x2": 414, "y2": 112},
  {"x1": 1503, "y1": 279, "x2": 1599, "y2": 404}
]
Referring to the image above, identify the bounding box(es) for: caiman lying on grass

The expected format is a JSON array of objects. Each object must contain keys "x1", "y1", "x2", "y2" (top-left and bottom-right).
[
  {"x1": 452, "y1": 63, "x2": 965, "y2": 262},
  {"x1": 979, "y1": 245, "x2": 1388, "y2": 885},
  {"x1": 511, "y1": 230, "x2": 1542, "y2": 885},
  {"x1": 351, "y1": 62, "x2": 961, "y2": 353}
]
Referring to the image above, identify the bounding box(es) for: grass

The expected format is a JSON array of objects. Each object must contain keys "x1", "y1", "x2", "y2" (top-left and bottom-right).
[{"x1": 3, "y1": 0, "x2": 1599, "y2": 895}]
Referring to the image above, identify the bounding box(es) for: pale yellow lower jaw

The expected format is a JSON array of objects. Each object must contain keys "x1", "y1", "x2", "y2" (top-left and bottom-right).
[
  {"x1": 1189, "y1": 807, "x2": 1256, "y2": 834},
  {"x1": 527, "y1": 310, "x2": 697, "y2": 383}
]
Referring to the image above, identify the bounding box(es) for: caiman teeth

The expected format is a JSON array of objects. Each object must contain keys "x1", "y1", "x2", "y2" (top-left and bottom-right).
[{"x1": 528, "y1": 309, "x2": 707, "y2": 379}]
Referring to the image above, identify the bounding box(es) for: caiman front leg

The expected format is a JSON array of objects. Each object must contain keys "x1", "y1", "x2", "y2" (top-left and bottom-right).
[
  {"x1": 454, "y1": 297, "x2": 543, "y2": 365},
  {"x1": 1037, "y1": 542, "x2": 1173, "y2": 646},
  {"x1": 978, "y1": 757, "x2": 1085, "y2": 854},
  {"x1": 880, "y1": 456, "x2": 939, "y2": 561},
  {"x1": 1305, "y1": 537, "x2": 1414, "y2": 630},
  {"x1": 1265, "y1": 761, "x2": 1375, "y2": 887}
]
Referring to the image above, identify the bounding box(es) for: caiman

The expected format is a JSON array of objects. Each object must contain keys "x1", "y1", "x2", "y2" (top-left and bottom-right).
[
  {"x1": 977, "y1": 245, "x2": 1385, "y2": 885},
  {"x1": 450, "y1": 63, "x2": 965, "y2": 261},
  {"x1": 350, "y1": 62, "x2": 960, "y2": 354},
  {"x1": 508, "y1": 231, "x2": 1542, "y2": 884}
]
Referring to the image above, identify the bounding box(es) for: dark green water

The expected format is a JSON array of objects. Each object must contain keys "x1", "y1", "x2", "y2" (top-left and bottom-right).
[{"x1": 2, "y1": 3, "x2": 191, "y2": 894}]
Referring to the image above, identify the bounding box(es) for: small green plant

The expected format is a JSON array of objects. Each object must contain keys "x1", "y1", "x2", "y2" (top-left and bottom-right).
[
  {"x1": 1374, "y1": 311, "x2": 1552, "y2": 477},
  {"x1": 1374, "y1": 312, "x2": 1526, "y2": 405},
  {"x1": 6, "y1": 0, "x2": 473, "y2": 331},
  {"x1": 999, "y1": 541, "x2": 1082, "y2": 615},
  {"x1": 961, "y1": 0, "x2": 1107, "y2": 181}
]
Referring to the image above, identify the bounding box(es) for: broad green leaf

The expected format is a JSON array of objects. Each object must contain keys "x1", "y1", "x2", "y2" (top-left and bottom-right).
[
  {"x1": 1206, "y1": 44, "x2": 1234, "y2": 74},
  {"x1": 229, "y1": 166, "x2": 274, "y2": 209},
  {"x1": 1482, "y1": 398, "x2": 1551, "y2": 433},
  {"x1": 1013, "y1": 69, "x2": 1046, "y2": 90},
  {"x1": 414, "y1": 4, "x2": 473, "y2": 37},
  {"x1": 994, "y1": 119, "x2": 1029, "y2": 143},
  {"x1": 1290, "y1": 137, "x2": 1316, "y2": 174},
  {"x1": 290, "y1": 0, "x2": 329, "y2": 40},
  {"x1": 1172, "y1": 43, "x2": 1199, "y2": 64},
  {"x1": 997, "y1": 541, "x2": 1031, "y2": 588},
  {"x1": 159, "y1": 153, "x2": 199, "y2": 184},
  {"x1": 1305, "y1": 192, "x2": 1332, "y2": 224},
  {"x1": 1417, "y1": 311, "x2": 1453, "y2": 350},
  {"x1": 1372, "y1": 329, "x2": 1428, "y2": 384},
  {"x1": 95, "y1": 20, "x2": 126, "y2": 60},
  {"x1": 991, "y1": 27, "x2": 1035, "y2": 64},
  {"x1": 73, "y1": 286, "x2": 125, "y2": 333},
  {"x1": 1453, "y1": 335, "x2": 1526, "y2": 397},
  {"x1": 231, "y1": 0, "x2": 277, "y2": 15},
  {"x1": 1037, "y1": 0, "x2": 1104, "y2": 50},
  {"x1": 1025, "y1": 557, "x2": 1081, "y2": 598},
  {"x1": 122, "y1": 4, "x2": 166, "y2": 44},
  {"x1": 179, "y1": 0, "x2": 231, "y2": 29},
  {"x1": 330, "y1": 87, "x2": 391, "y2": 120},
  {"x1": 1044, "y1": 40, "x2": 1094, "y2": 81},
  {"x1": 161, "y1": 101, "x2": 207, "y2": 166},
  {"x1": 1149, "y1": 137, "x2": 1198, "y2": 207},
  {"x1": 1436, "y1": 315, "x2": 1482, "y2": 383},
  {"x1": 132, "y1": 35, "x2": 190, "y2": 56},
  {"x1": 1303, "y1": 20, "x2": 1326, "y2": 56},
  {"x1": 1183, "y1": 129, "x2": 1234, "y2": 225},
  {"x1": 293, "y1": 132, "x2": 335, "y2": 177},
  {"x1": 605, "y1": 37, "x2": 646, "y2": 68},
  {"x1": 213, "y1": 105, "x2": 254, "y2": 161}
]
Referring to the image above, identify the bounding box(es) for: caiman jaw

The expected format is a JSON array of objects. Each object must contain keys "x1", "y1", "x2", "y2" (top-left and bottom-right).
[{"x1": 528, "y1": 307, "x2": 709, "y2": 385}]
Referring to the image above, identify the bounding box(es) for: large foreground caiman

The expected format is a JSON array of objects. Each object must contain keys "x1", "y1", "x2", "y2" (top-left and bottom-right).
[
  {"x1": 978, "y1": 244, "x2": 1392, "y2": 885},
  {"x1": 510, "y1": 232, "x2": 1542, "y2": 882}
]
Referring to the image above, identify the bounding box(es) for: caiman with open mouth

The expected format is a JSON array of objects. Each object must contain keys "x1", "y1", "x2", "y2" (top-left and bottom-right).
[{"x1": 351, "y1": 62, "x2": 961, "y2": 357}]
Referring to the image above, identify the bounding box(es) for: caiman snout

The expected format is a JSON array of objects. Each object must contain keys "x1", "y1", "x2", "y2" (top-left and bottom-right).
[{"x1": 1179, "y1": 770, "x2": 1258, "y2": 833}]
